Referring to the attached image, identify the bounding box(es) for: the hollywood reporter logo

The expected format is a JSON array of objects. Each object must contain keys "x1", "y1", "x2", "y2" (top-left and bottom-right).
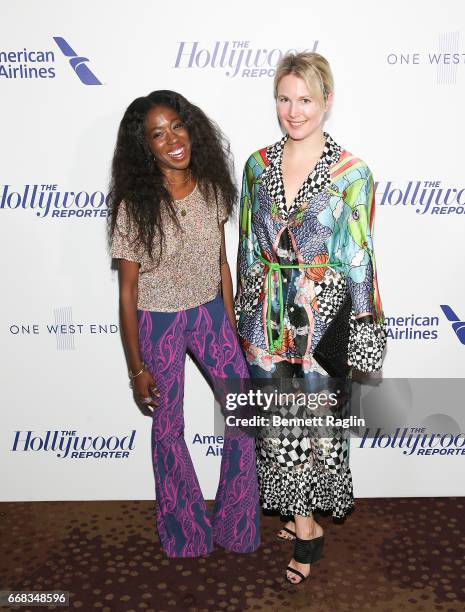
[
  {"x1": 375, "y1": 180, "x2": 465, "y2": 215},
  {"x1": 359, "y1": 426, "x2": 465, "y2": 456},
  {"x1": 174, "y1": 40, "x2": 319, "y2": 78},
  {"x1": 0, "y1": 184, "x2": 108, "y2": 218},
  {"x1": 11, "y1": 430, "x2": 136, "y2": 459}
]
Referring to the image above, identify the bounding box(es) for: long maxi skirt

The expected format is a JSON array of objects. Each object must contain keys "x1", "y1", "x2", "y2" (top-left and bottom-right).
[
  {"x1": 138, "y1": 294, "x2": 260, "y2": 558},
  {"x1": 246, "y1": 356, "x2": 354, "y2": 520}
]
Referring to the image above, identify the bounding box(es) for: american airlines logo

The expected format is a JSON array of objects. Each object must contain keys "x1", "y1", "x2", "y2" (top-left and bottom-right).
[
  {"x1": 440, "y1": 305, "x2": 465, "y2": 345},
  {"x1": 0, "y1": 37, "x2": 102, "y2": 84},
  {"x1": 53, "y1": 37, "x2": 102, "y2": 85}
]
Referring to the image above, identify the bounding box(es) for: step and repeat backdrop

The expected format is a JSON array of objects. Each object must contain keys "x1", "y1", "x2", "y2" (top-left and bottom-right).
[{"x1": 1, "y1": 0, "x2": 464, "y2": 501}]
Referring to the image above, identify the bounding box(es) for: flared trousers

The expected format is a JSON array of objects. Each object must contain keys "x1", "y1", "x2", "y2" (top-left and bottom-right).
[{"x1": 138, "y1": 295, "x2": 260, "y2": 557}]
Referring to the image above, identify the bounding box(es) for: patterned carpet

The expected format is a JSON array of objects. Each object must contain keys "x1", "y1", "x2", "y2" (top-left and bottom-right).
[{"x1": 0, "y1": 498, "x2": 464, "y2": 612}]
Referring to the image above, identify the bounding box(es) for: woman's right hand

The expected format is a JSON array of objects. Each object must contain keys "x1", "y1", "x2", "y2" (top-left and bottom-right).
[
  {"x1": 132, "y1": 369, "x2": 160, "y2": 411},
  {"x1": 117, "y1": 260, "x2": 159, "y2": 411}
]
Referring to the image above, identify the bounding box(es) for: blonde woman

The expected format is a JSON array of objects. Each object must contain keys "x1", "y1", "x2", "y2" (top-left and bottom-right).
[{"x1": 235, "y1": 53, "x2": 385, "y2": 584}]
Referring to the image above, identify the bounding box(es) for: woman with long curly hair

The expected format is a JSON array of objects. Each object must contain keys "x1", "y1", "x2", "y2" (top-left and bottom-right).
[{"x1": 108, "y1": 90, "x2": 260, "y2": 558}]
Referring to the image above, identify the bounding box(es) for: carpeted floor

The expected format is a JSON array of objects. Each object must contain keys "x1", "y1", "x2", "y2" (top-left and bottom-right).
[{"x1": 0, "y1": 498, "x2": 464, "y2": 612}]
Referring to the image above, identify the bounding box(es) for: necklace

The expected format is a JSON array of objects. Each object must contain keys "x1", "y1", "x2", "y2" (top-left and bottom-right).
[
  {"x1": 164, "y1": 169, "x2": 191, "y2": 185},
  {"x1": 174, "y1": 180, "x2": 197, "y2": 217}
]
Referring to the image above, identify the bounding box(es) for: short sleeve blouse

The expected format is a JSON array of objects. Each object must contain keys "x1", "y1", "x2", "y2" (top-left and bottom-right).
[{"x1": 111, "y1": 184, "x2": 229, "y2": 312}]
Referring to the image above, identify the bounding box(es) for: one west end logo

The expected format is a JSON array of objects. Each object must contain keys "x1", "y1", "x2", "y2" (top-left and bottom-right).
[
  {"x1": 386, "y1": 51, "x2": 465, "y2": 66},
  {"x1": 0, "y1": 37, "x2": 101, "y2": 84},
  {"x1": 12, "y1": 430, "x2": 136, "y2": 459},
  {"x1": 375, "y1": 180, "x2": 465, "y2": 215},
  {"x1": 174, "y1": 40, "x2": 319, "y2": 78},
  {"x1": 0, "y1": 184, "x2": 109, "y2": 218}
]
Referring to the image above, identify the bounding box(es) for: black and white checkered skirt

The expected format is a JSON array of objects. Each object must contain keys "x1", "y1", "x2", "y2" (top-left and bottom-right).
[
  {"x1": 250, "y1": 362, "x2": 354, "y2": 520},
  {"x1": 256, "y1": 433, "x2": 354, "y2": 519}
]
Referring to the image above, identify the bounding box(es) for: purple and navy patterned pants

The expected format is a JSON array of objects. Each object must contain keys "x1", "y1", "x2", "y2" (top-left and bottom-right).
[{"x1": 138, "y1": 295, "x2": 260, "y2": 558}]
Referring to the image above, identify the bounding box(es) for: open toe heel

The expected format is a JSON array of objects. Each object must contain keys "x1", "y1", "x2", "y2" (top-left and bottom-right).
[
  {"x1": 309, "y1": 535, "x2": 324, "y2": 563},
  {"x1": 295, "y1": 534, "x2": 325, "y2": 565},
  {"x1": 277, "y1": 525, "x2": 296, "y2": 541},
  {"x1": 285, "y1": 535, "x2": 325, "y2": 585}
]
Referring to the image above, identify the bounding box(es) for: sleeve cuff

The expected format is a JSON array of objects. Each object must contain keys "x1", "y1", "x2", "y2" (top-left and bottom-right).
[{"x1": 348, "y1": 318, "x2": 387, "y2": 372}]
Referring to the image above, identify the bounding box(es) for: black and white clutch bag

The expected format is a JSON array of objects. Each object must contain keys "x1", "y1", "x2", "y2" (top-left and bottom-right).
[{"x1": 313, "y1": 272, "x2": 387, "y2": 376}]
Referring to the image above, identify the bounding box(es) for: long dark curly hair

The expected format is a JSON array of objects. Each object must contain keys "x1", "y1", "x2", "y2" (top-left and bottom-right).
[{"x1": 107, "y1": 90, "x2": 237, "y2": 262}]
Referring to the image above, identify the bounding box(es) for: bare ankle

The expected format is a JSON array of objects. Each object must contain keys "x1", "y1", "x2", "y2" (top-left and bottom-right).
[{"x1": 295, "y1": 517, "x2": 322, "y2": 540}]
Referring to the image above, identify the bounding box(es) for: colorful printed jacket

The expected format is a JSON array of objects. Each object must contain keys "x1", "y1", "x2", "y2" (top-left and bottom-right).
[{"x1": 234, "y1": 133, "x2": 385, "y2": 371}]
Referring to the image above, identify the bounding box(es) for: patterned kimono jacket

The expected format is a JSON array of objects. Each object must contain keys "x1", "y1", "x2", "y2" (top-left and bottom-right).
[{"x1": 235, "y1": 132, "x2": 385, "y2": 374}]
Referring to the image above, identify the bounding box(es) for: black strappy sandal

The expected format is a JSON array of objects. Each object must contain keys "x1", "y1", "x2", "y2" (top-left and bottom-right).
[
  {"x1": 285, "y1": 535, "x2": 325, "y2": 585},
  {"x1": 277, "y1": 515, "x2": 295, "y2": 540},
  {"x1": 276, "y1": 525, "x2": 296, "y2": 541}
]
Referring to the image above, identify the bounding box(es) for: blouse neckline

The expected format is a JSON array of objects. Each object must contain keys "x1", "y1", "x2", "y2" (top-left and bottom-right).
[
  {"x1": 264, "y1": 132, "x2": 342, "y2": 221},
  {"x1": 174, "y1": 181, "x2": 198, "y2": 203}
]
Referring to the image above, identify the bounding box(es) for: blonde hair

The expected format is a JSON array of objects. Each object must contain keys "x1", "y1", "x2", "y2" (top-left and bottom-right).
[{"x1": 274, "y1": 52, "x2": 334, "y2": 105}]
